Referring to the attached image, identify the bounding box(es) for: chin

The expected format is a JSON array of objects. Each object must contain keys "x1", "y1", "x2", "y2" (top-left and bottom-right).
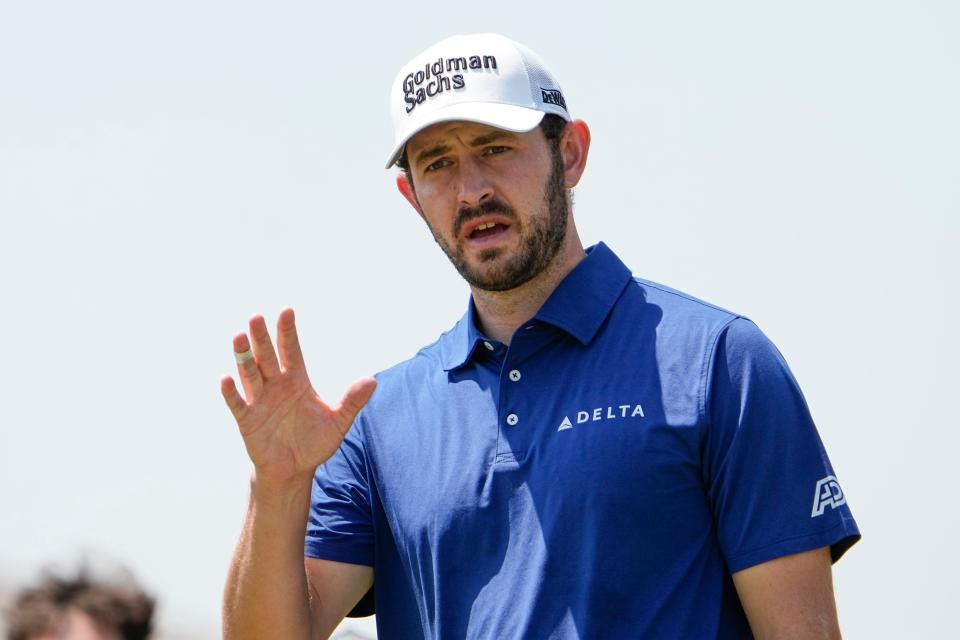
[{"x1": 476, "y1": 246, "x2": 507, "y2": 263}]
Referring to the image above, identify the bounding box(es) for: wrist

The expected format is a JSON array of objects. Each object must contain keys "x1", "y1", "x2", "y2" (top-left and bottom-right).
[{"x1": 249, "y1": 468, "x2": 315, "y2": 511}]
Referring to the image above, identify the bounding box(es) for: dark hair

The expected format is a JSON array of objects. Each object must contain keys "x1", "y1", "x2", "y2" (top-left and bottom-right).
[
  {"x1": 537, "y1": 113, "x2": 568, "y2": 154},
  {"x1": 6, "y1": 567, "x2": 155, "y2": 640},
  {"x1": 396, "y1": 113, "x2": 568, "y2": 174}
]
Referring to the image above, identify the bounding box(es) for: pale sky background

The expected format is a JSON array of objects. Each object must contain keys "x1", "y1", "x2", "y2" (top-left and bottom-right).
[{"x1": 1, "y1": 1, "x2": 957, "y2": 638}]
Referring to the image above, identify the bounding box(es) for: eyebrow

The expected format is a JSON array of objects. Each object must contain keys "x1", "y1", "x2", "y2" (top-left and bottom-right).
[
  {"x1": 414, "y1": 144, "x2": 452, "y2": 167},
  {"x1": 469, "y1": 130, "x2": 517, "y2": 146},
  {"x1": 413, "y1": 131, "x2": 520, "y2": 167}
]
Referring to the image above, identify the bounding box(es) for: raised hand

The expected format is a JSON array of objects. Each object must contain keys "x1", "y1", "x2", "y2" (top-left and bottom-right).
[{"x1": 220, "y1": 308, "x2": 377, "y2": 488}]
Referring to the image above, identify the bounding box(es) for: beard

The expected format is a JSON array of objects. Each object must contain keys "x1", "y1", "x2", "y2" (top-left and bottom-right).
[{"x1": 429, "y1": 149, "x2": 570, "y2": 292}]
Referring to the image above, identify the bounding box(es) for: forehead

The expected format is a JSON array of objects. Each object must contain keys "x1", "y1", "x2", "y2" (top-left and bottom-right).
[{"x1": 406, "y1": 120, "x2": 532, "y2": 156}]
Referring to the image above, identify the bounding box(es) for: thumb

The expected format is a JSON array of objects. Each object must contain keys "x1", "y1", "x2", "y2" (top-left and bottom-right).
[{"x1": 334, "y1": 376, "x2": 378, "y2": 425}]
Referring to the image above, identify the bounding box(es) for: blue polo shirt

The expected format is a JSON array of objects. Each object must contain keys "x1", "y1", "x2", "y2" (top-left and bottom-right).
[{"x1": 306, "y1": 243, "x2": 859, "y2": 639}]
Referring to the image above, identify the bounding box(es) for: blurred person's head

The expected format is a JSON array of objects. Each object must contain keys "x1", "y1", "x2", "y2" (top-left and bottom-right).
[{"x1": 5, "y1": 567, "x2": 154, "y2": 640}]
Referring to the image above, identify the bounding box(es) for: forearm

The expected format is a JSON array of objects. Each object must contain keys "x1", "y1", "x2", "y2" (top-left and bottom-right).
[
  {"x1": 223, "y1": 472, "x2": 315, "y2": 640},
  {"x1": 733, "y1": 547, "x2": 842, "y2": 640}
]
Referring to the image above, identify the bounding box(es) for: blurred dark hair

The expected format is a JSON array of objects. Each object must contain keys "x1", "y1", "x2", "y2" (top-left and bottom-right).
[{"x1": 6, "y1": 567, "x2": 155, "y2": 640}]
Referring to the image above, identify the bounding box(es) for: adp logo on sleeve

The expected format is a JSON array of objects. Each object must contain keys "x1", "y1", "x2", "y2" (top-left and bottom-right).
[{"x1": 811, "y1": 475, "x2": 847, "y2": 517}]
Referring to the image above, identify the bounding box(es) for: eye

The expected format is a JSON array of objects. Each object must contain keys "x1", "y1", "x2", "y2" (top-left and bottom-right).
[
  {"x1": 483, "y1": 145, "x2": 510, "y2": 156},
  {"x1": 424, "y1": 158, "x2": 452, "y2": 173}
]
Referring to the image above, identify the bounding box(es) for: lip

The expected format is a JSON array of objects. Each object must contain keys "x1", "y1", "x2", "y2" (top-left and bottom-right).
[{"x1": 461, "y1": 215, "x2": 514, "y2": 243}]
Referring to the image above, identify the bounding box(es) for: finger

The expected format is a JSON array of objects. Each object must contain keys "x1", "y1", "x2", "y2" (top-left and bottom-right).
[
  {"x1": 333, "y1": 376, "x2": 378, "y2": 427},
  {"x1": 248, "y1": 314, "x2": 281, "y2": 379},
  {"x1": 233, "y1": 332, "x2": 263, "y2": 400},
  {"x1": 220, "y1": 375, "x2": 248, "y2": 421},
  {"x1": 276, "y1": 307, "x2": 306, "y2": 372}
]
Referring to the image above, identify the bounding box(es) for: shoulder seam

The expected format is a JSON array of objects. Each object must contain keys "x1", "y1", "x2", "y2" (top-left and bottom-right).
[
  {"x1": 630, "y1": 276, "x2": 738, "y2": 317},
  {"x1": 699, "y1": 315, "x2": 744, "y2": 428},
  {"x1": 374, "y1": 331, "x2": 448, "y2": 378}
]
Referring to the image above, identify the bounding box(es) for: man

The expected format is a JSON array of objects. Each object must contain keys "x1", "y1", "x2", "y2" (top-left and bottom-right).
[{"x1": 221, "y1": 33, "x2": 859, "y2": 639}]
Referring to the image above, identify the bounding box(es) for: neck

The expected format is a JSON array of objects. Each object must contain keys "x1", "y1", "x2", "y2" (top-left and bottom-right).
[{"x1": 471, "y1": 229, "x2": 586, "y2": 344}]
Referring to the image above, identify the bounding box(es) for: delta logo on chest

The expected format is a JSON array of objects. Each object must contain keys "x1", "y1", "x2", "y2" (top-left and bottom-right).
[{"x1": 556, "y1": 402, "x2": 646, "y2": 432}]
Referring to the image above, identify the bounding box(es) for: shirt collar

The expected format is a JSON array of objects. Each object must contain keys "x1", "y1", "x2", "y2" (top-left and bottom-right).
[
  {"x1": 439, "y1": 297, "x2": 485, "y2": 372},
  {"x1": 439, "y1": 242, "x2": 633, "y2": 371},
  {"x1": 533, "y1": 242, "x2": 633, "y2": 344}
]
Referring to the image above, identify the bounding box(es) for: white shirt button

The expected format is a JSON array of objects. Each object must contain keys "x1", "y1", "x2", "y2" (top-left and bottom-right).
[
  {"x1": 483, "y1": 341, "x2": 495, "y2": 351},
  {"x1": 508, "y1": 369, "x2": 521, "y2": 382},
  {"x1": 506, "y1": 413, "x2": 519, "y2": 426}
]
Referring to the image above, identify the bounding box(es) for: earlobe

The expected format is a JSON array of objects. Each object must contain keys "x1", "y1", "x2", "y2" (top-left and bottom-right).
[
  {"x1": 561, "y1": 119, "x2": 591, "y2": 189},
  {"x1": 396, "y1": 173, "x2": 424, "y2": 218}
]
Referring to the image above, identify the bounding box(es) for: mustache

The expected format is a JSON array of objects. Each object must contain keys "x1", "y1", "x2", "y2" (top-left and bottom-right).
[{"x1": 453, "y1": 198, "x2": 517, "y2": 237}]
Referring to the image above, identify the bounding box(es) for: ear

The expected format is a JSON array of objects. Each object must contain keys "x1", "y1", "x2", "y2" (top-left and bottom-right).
[
  {"x1": 559, "y1": 119, "x2": 591, "y2": 189},
  {"x1": 396, "y1": 172, "x2": 425, "y2": 219}
]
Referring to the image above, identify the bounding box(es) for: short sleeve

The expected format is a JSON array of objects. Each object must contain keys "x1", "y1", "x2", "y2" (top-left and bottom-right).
[
  {"x1": 304, "y1": 413, "x2": 375, "y2": 566},
  {"x1": 704, "y1": 318, "x2": 860, "y2": 573}
]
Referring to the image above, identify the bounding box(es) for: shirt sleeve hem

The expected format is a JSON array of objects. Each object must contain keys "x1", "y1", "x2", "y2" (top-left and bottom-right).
[
  {"x1": 303, "y1": 541, "x2": 374, "y2": 567},
  {"x1": 726, "y1": 521, "x2": 861, "y2": 573}
]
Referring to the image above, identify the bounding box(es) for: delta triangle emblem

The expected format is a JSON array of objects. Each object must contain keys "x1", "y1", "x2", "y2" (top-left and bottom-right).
[{"x1": 557, "y1": 416, "x2": 573, "y2": 432}]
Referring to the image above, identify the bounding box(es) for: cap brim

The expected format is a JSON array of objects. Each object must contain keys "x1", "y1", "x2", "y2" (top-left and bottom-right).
[{"x1": 384, "y1": 103, "x2": 546, "y2": 169}]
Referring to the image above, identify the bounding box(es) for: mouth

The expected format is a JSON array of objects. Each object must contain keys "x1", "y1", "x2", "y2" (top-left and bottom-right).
[
  {"x1": 470, "y1": 221, "x2": 509, "y2": 238},
  {"x1": 462, "y1": 218, "x2": 513, "y2": 250},
  {"x1": 462, "y1": 216, "x2": 513, "y2": 243}
]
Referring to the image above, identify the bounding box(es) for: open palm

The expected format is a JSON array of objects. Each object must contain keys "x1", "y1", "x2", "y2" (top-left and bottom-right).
[{"x1": 221, "y1": 308, "x2": 376, "y2": 486}]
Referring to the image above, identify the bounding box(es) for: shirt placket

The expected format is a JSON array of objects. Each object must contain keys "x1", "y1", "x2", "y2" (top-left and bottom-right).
[{"x1": 493, "y1": 325, "x2": 540, "y2": 466}]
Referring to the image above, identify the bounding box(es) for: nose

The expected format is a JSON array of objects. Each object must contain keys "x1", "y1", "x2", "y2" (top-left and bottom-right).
[{"x1": 456, "y1": 155, "x2": 494, "y2": 207}]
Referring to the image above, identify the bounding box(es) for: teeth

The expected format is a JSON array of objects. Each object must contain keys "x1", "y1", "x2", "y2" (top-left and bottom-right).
[{"x1": 476, "y1": 222, "x2": 498, "y2": 231}]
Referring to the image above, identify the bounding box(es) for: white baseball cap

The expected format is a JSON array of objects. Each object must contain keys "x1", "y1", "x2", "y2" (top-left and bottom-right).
[{"x1": 385, "y1": 33, "x2": 571, "y2": 169}]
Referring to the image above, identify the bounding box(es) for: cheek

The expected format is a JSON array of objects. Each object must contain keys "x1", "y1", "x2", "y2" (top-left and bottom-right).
[
  {"x1": 418, "y1": 202, "x2": 455, "y2": 239},
  {"x1": 503, "y1": 156, "x2": 552, "y2": 204},
  {"x1": 415, "y1": 177, "x2": 455, "y2": 211}
]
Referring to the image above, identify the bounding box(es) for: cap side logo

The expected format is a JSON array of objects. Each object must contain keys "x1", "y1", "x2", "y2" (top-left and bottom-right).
[{"x1": 540, "y1": 88, "x2": 566, "y2": 110}]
